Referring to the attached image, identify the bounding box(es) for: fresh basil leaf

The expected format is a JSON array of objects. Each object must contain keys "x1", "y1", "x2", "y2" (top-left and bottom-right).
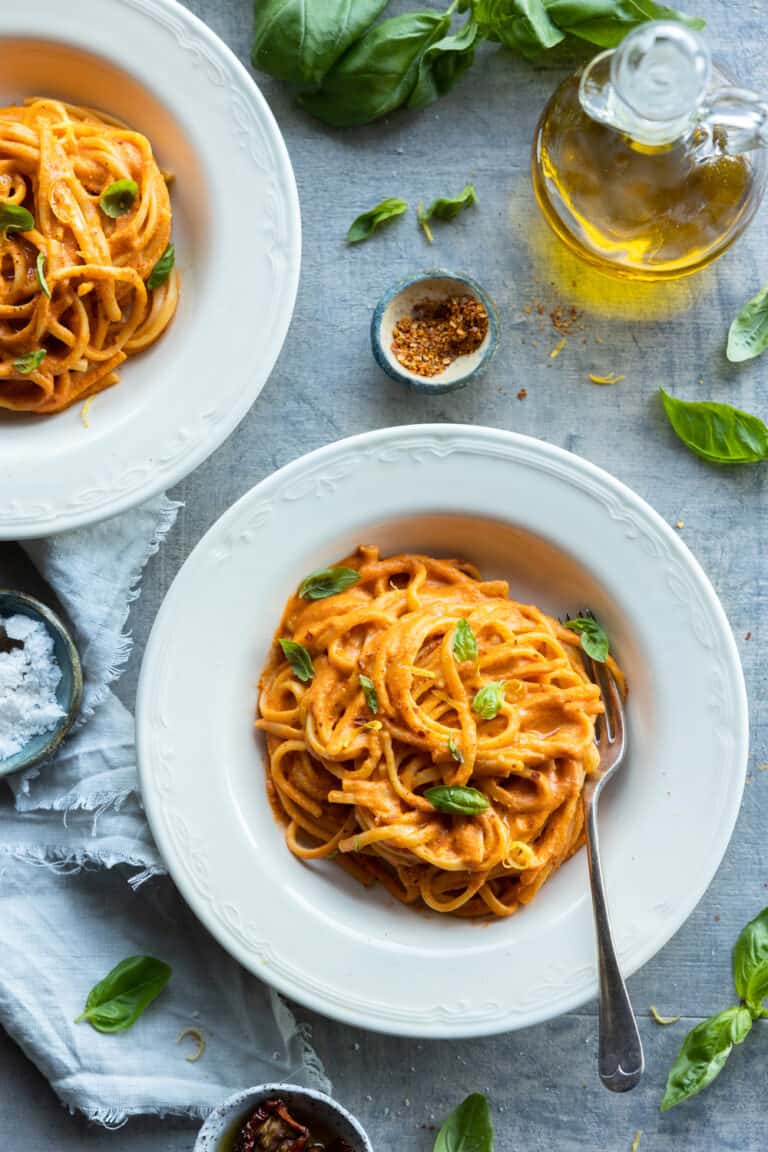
[
  {"x1": 36, "y1": 251, "x2": 51, "y2": 299},
  {"x1": 346, "y1": 197, "x2": 408, "y2": 244},
  {"x1": 452, "y1": 617, "x2": 478, "y2": 662},
  {"x1": 147, "y1": 243, "x2": 175, "y2": 290},
  {"x1": 425, "y1": 785, "x2": 490, "y2": 815},
  {"x1": 408, "y1": 16, "x2": 482, "y2": 110},
  {"x1": 0, "y1": 203, "x2": 34, "y2": 235},
  {"x1": 434, "y1": 1092, "x2": 494, "y2": 1152},
  {"x1": 733, "y1": 906, "x2": 768, "y2": 1013},
  {"x1": 660, "y1": 389, "x2": 768, "y2": 465},
  {"x1": 422, "y1": 183, "x2": 477, "y2": 223},
  {"x1": 727, "y1": 284, "x2": 768, "y2": 363},
  {"x1": 359, "y1": 673, "x2": 378, "y2": 713},
  {"x1": 566, "y1": 616, "x2": 609, "y2": 663},
  {"x1": 472, "y1": 681, "x2": 505, "y2": 720},
  {"x1": 99, "y1": 179, "x2": 138, "y2": 218},
  {"x1": 301, "y1": 10, "x2": 451, "y2": 128},
  {"x1": 13, "y1": 349, "x2": 46, "y2": 375},
  {"x1": 473, "y1": 0, "x2": 565, "y2": 56},
  {"x1": 279, "y1": 638, "x2": 315, "y2": 682},
  {"x1": 545, "y1": 0, "x2": 705, "y2": 49},
  {"x1": 252, "y1": 0, "x2": 390, "y2": 86},
  {"x1": 75, "y1": 955, "x2": 171, "y2": 1034},
  {"x1": 448, "y1": 735, "x2": 464, "y2": 763},
  {"x1": 299, "y1": 565, "x2": 361, "y2": 599},
  {"x1": 661, "y1": 1006, "x2": 752, "y2": 1111}
]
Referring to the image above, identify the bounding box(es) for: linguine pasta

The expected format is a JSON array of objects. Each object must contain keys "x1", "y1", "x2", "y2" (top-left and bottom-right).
[
  {"x1": 257, "y1": 546, "x2": 624, "y2": 919},
  {"x1": 0, "y1": 98, "x2": 178, "y2": 414}
]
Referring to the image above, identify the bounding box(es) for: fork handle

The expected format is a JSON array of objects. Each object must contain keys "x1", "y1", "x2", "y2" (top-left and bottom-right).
[{"x1": 584, "y1": 799, "x2": 644, "y2": 1092}]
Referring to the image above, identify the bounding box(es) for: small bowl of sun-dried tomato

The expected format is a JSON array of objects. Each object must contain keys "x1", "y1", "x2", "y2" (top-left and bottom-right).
[
  {"x1": 371, "y1": 270, "x2": 498, "y2": 393},
  {"x1": 194, "y1": 1084, "x2": 373, "y2": 1152}
]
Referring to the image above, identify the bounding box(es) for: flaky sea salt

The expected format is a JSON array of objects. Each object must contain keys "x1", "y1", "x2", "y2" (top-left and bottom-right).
[{"x1": 0, "y1": 613, "x2": 64, "y2": 760}]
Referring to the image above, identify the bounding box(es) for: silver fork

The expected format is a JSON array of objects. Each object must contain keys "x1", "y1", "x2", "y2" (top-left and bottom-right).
[{"x1": 580, "y1": 625, "x2": 644, "y2": 1093}]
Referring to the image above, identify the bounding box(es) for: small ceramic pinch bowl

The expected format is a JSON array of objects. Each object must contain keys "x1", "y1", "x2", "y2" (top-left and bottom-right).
[
  {"x1": 371, "y1": 270, "x2": 498, "y2": 394},
  {"x1": 0, "y1": 590, "x2": 82, "y2": 777},
  {"x1": 194, "y1": 1084, "x2": 373, "y2": 1152}
]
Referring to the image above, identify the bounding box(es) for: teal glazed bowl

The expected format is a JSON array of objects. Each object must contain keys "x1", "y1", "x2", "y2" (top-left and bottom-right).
[
  {"x1": 371, "y1": 270, "x2": 499, "y2": 394},
  {"x1": 0, "y1": 590, "x2": 82, "y2": 777}
]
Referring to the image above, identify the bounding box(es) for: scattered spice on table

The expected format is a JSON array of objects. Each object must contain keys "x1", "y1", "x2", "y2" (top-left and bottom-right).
[
  {"x1": 550, "y1": 337, "x2": 567, "y2": 359},
  {"x1": 550, "y1": 303, "x2": 580, "y2": 335},
  {"x1": 676, "y1": 520, "x2": 684, "y2": 529},
  {"x1": 589, "y1": 372, "x2": 625, "y2": 385},
  {"x1": 0, "y1": 614, "x2": 64, "y2": 760},
  {"x1": 391, "y1": 295, "x2": 488, "y2": 377},
  {"x1": 517, "y1": 388, "x2": 528, "y2": 400},
  {"x1": 746, "y1": 631, "x2": 752, "y2": 641}
]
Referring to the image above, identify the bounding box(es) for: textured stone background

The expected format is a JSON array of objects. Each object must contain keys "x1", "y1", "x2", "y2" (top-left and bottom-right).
[{"x1": 1, "y1": 0, "x2": 767, "y2": 1148}]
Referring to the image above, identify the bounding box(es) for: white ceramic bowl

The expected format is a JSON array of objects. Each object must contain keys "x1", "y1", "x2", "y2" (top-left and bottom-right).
[
  {"x1": 137, "y1": 423, "x2": 748, "y2": 1038},
  {"x1": 0, "y1": 0, "x2": 300, "y2": 538},
  {"x1": 194, "y1": 1085, "x2": 373, "y2": 1152}
]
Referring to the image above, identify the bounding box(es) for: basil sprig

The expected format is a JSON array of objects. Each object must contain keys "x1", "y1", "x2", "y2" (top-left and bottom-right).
[
  {"x1": 434, "y1": 1093, "x2": 493, "y2": 1152},
  {"x1": 346, "y1": 197, "x2": 408, "y2": 244},
  {"x1": 660, "y1": 389, "x2": 768, "y2": 465},
  {"x1": 472, "y1": 681, "x2": 505, "y2": 720},
  {"x1": 147, "y1": 243, "x2": 175, "y2": 290},
  {"x1": 448, "y1": 735, "x2": 464, "y2": 763},
  {"x1": 419, "y1": 183, "x2": 476, "y2": 242},
  {"x1": 36, "y1": 251, "x2": 51, "y2": 299},
  {"x1": 452, "y1": 617, "x2": 477, "y2": 662},
  {"x1": 253, "y1": 1, "x2": 702, "y2": 129},
  {"x1": 0, "y1": 203, "x2": 34, "y2": 235},
  {"x1": 99, "y1": 179, "x2": 138, "y2": 218},
  {"x1": 75, "y1": 955, "x2": 171, "y2": 1034},
  {"x1": 661, "y1": 906, "x2": 768, "y2": 1111},
  {"x1": 727, "y1": 284, "x2": 768, "y2": 363},
  {"x1": 299, "y1": 566, "x2": 361, "y2": 599},
  {"x1": 359, "y1": 673, "x2": 378, "y2": 713},
  {"x1": 252, "y1": 0, "x2": 390, "y2": 85},
  {"x1": 279, "y1": 638, "x2": 315, "y2": 682},
  {"x1": 13, "y1": 349, "x2": 46, "y2": 375},
  {"x1": 566, "y1": 616, "x2": 609, "y2": 663},
  {"x1": 425, "y1": 785, "x2": 490, "y2": 815}
]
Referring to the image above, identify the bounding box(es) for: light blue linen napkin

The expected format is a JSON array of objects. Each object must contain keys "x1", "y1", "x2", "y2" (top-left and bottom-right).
[{"x1": 0, "y1": 498, "x2": 328, "y2": 1126}]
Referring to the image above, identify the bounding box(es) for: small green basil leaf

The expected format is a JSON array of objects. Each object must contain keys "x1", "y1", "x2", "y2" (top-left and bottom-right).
[
  {"x1": 279, "y1": 638, "x2": 315, "y2": 682},
  {"x1": 661, "y1": 1006, "x2": 752, "y2": 1111},
  {"x1": 13, "y1": 349, "x2": 46, "y2": 375},
  {"x1": 346, "y1": 197, "x2": 408, "y2": 244},
  {"x1": 452, "y1": 618, "x2": 478, "y2": 662},
  {"x1": 408, "y1": 17, "x2": 482, "y2": 110},
  {"x1": 0, "y1": 203, "x2": 34, "y2": 235},
  {"x1": 75, "y1": 955, "x2": 171, "y2": 1034},
  {"x1": 301, "y1": 10, "x2": 451, "y2": 128},
  {"x1": 545, "y1": 0, "x2": 705, "y2": 49},
  {"x1": 359, "y1": 673, "x2": 378, "y2": 713},
  {"x1": 473, "y1": 0, "x2": 565, "y2": 57},
  {"x1": 425, "y1": 785, "x2": 490, "y2": 815},
  {"x1": 448, "y1": 735, "x2": 464, "y2": 763},
  {"x1": 472, "y1": 681, "x2": 505, "y2": 720},
  {"x1": 421, "y1": 183, "x2": 477, "y2": 223},
  {"x1": 434, "y1": 1092, "x2": 494, "y2": 1152},
  {"x1": 99, "y1": 179, "x2": 138, "y2": 218},
  {"x1": 299, "y1": 566, "x2": 361, "y2": 599},
  {"x1": 660, "y1": 389, "x2": 768, "y2": 465},
  {"x1": 733, "y1": 905, "x2": 768, "y2": 1013},
  {"x1": 36, "y1": 251, "x2": 51, "y2": 299},
  {"x1": 146, "y1": 243, "x2": 175, "y2": 290},
  {"x1": 252, "y1": 0, "x2": 389, "y2": 86},
  {"x1": 727, "y1": 284, "x2": 768, "y2": 363},
  {"x1": 566, "y1": 616, "x2": 609, "y2": 663}
]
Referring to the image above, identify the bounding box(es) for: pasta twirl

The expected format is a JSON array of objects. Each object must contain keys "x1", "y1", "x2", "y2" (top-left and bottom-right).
[
  {"x1": 0, "y1": 98, "x2": 178, "y2": 414},
  {"x1": 257, "y1": 546, "x2": 625, "y2": 919}
]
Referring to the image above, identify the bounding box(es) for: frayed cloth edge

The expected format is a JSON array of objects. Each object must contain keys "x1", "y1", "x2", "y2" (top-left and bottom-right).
[{"x1": 0, "y1": 843, "x2": 163, "y2": 876}]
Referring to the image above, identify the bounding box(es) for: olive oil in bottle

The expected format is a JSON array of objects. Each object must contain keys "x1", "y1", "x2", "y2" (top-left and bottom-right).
[{"x1": 532, "y1": 22, "x2": 768, "y2": 280}]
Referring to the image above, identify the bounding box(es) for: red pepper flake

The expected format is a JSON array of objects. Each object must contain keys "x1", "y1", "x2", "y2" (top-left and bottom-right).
[
  {"x1": 745, "y1": 631, "x2": 752, "y2": 641},
  {"x1": 391, "y1": 295, "x2": 489, "y2": 378},
  {"x1": 517, "y1": 388, "x2": 528, "y2": 400}
]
